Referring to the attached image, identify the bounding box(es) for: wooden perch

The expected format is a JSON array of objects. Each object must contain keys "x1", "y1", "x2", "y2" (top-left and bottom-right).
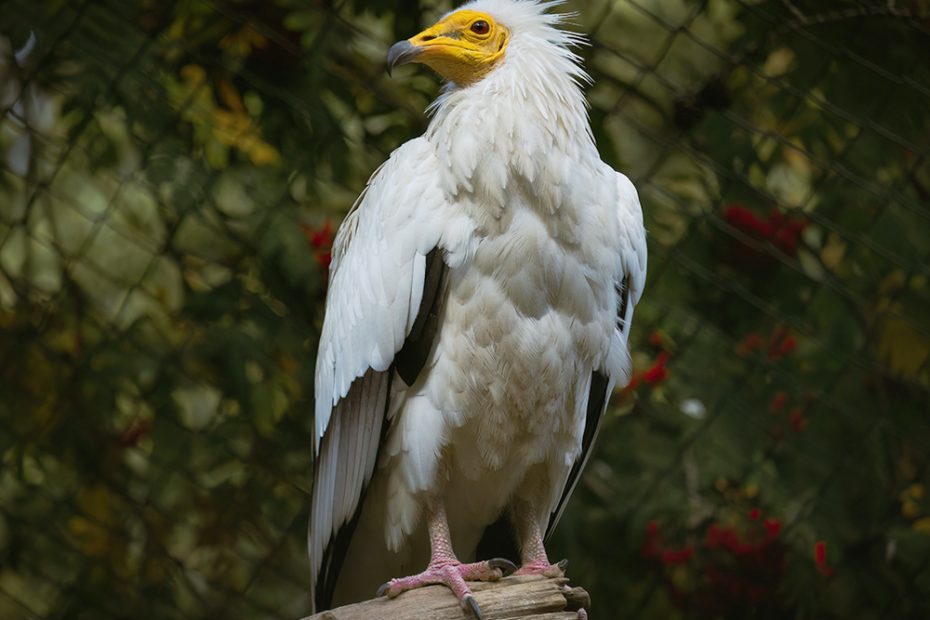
[{"x1": 301, "y1": 575, "x2": 590, "y2": 620}]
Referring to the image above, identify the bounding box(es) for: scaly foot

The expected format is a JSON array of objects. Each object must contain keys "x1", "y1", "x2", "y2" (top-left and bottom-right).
[
  {"x1": 377, "y1": 558, "x2": 516, "y2": 618},
  {"x1": 515, "y1": 557, "x2": 568, "y2": 578}
]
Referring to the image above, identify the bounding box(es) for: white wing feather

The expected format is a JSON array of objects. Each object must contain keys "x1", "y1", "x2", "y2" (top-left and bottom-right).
[
  {"x1": 309, "y1": 137, "x2": 456, "y2": 609},
  {"x1": 616, "y1": 171, "x2": 647, "y2": 318},
  {"x1": 313, "y1": 138, "x2": 451, "y2": 452}
]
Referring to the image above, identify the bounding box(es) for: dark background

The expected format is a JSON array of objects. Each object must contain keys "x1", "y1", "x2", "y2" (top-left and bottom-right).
[{"x1": 1, "y1": 0, "x2": 929, "y2": 618}]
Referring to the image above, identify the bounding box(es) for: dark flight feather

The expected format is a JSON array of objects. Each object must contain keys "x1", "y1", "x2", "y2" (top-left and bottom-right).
[{"x1": 396, "y1": 248, "x2": 448, "y2": 386}]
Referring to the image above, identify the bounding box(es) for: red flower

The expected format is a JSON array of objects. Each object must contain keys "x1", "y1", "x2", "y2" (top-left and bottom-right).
[
  {"x1": 764, "y1": 518, "x2": 782, "y2": 539},
  {"x1": 642, "y1": 520, "x2": 661, "y2": 558},
  {"x1": 301, "y1": 220, "x2": 336, "y2": 279},
  {"x1": 766, "y1": 325, "x2": 796, "y2": 361},
  {"x1": 704, "y1": 524, "x2": 747, "y2": 553},
  {"x1": 768, "y1": 335, "x2": 796, "y2": 361},
  {"x1": 724, "y1": 204, "x2": 774, "y2": 238},
  {"x1": 789, "y1": 408, "x2": 808, "y2": 432},
  {"x1": 641, "y1": 352, "x2": 670, "y2": 384},
  {"x1": 738, "y1": 327, "x2": 798, "y2": 362},
  {"x1": 303, "y1": 220, "x2": 334, "y2": 248},
  {"x1": 661, "y1": 546, "x2": 695, "y2": 566},
  {"x1": 814, "y1": 541, "x2": 826, "y2": 563},
  {"x1": 772, "y1": 210, "x2": 809, "y2": 254},
  {"x1": 650, "y1": 514, "x2": 788, "y2": 616},
  {"x1": 649, "y1": 330, "x2": 665, "y2": 348},
  {"x1": 814, "y1": 541, "x2": 835, "y2": 578},
  {"x1": 722, "y1": 203, "x2": 809, "y2": 263},
  {"x1": 626, "y1": 352, "x2": 671, "y2": 392}
]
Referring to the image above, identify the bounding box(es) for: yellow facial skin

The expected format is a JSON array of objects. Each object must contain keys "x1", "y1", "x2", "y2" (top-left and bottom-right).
[{"x1": 387, "y1": 11, "x2": 510, "y2": 86}]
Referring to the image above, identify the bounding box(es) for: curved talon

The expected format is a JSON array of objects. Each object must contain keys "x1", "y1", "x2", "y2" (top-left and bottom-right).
[
  {"x1": 557, "y1": 558, "x2": 569, "y2": 571},
  {"x1": 488, "y1": 557, "x2": 518, "y2": 575},
  {"x1": 376, "y1": 582, "x2": 390, "y2": 597},
  {"x1": 465, "y1": 594, "x2": 484, "y2": 620}
]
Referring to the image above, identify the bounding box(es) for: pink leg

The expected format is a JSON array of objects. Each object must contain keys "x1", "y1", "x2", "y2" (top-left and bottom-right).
[
  {"x1": 377, "y1": 502, "x2": 515, "y2": 618},
  {"x1": 513, "y1": 501, "x2": 587, "y2": 619},
  {"x1": 511, "y1": 500, "x2": 566, "y2": 577}
]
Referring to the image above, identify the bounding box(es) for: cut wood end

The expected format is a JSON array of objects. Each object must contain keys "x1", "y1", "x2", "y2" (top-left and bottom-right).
[{"x1": 301, "y1": 575, "x2": 590, "y2": 620}]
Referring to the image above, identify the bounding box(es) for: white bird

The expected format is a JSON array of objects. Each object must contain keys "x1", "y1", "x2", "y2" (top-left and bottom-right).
[{"x1": 309, "y1": 1, "x2": 647, "y2": 617}]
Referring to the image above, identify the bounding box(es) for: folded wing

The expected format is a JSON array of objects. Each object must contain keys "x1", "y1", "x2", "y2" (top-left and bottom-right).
[{"x1": 309, "y1": 138, "x2": 455, "y2": 611}]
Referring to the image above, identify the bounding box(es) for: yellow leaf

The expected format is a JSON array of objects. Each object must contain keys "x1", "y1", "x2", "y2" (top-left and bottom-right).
[
  {"x1": 219, "y1": 24, "x2": 268, "y2": 56},
  {"x1": 69, "y1": 484, "x2": 117, "y2": 559},
  {"x1": 877, "y1": 315, "x2": 930, "y2": 379},
  {"x1": 216, "y1": 77, "x2": 246, "y2": 114},
  {"x1": 902, "y1": 483, "x2": 926, "y2": 501},
  {"x1": 168, "y1": 65, "x2": 279, "y2": 167},
  {"x1": 902, "y1": 500, "x2": 921, "y2": 520},
  {"x1": 180, "y1": 64, "x2": 207, "y2": 86},
  {"x1": 763, "y1": 47, "x2": 795, "y2": 77},
  {"x1": 821, "y1": 233, "x2": 846, "y2": 271},
  {"x1": 77, "y1": 484, "x2": 114, "y2": 524},
  {"x1": 879, "y1": 270, "x2": 908, "y2": 295},
  {"x1": 68, "y1": 515, "x2": 109, "y2": 558},
  {"x1": 914, "y1": 517, "x2": 930, "y2": 534},
  {"x1": 244, "y1": 139, "x2": 280, "y2": 166}
]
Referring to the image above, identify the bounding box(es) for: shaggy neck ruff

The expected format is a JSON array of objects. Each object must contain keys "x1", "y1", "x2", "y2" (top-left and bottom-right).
[{"x1": 424, "y1": 0, "x2": 597, "y2": 216}]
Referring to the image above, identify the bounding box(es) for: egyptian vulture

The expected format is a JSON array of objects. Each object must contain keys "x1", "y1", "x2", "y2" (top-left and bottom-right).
[{"x1": 309, "y1": 0, "x2": 647, "y2": 616}]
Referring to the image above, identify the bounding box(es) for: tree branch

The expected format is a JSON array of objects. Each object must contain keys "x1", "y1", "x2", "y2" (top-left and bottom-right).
[{"x1": 301, "y1": 575, "x2": 590, "y2": 620}]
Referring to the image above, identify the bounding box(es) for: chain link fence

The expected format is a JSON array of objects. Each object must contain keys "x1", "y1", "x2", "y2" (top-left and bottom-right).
[{"x1": 1, "y1": 0, "x2": 929, "y2": 618}]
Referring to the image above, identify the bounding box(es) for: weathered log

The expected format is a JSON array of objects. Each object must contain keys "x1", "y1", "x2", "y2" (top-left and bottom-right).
[{"x1": 301, "y1": 575, "x2": 590, "y2": 620}]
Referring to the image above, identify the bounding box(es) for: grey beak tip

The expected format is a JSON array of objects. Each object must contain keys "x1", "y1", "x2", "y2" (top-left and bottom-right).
[{"x1": 386, "y1": 40, "x2": 418, "y2": 77}]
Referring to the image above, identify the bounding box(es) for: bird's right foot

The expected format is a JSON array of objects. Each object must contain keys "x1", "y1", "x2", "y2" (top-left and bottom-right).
[{"x1": 376, "y1": 558, "x2": 516, "y2": 619}]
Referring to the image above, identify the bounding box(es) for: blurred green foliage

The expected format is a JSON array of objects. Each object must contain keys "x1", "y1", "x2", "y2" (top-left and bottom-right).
[{"x1": 1, "y1": 0, "x2": 929, "y2": 618}]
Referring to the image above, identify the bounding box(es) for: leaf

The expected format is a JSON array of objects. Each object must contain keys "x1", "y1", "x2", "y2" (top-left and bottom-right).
[
  {"x1": 173, "y1": 385, "x2": 222, "y2": 430},
  {"x1": 877, "y1": 314, "x2": 930, "y2": 380}
]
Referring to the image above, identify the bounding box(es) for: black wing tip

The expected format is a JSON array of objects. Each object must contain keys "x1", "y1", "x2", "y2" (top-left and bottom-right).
[
  {"x1": 396, "y1": 248, "x2": 447, "y2": 386},
  {"x1": 545, "y1": 368, "x2": 610, "y2": 541}
]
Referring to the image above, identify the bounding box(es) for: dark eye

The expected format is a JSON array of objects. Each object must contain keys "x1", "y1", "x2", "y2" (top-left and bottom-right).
[{"x1": 470, "y1": 20, "x2": 490, "y2": 35}]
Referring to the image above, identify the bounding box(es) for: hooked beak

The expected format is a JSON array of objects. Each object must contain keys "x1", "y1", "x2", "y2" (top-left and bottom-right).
[{"x1": 386, "y1": 40, "x2": 422, "y2": 77}]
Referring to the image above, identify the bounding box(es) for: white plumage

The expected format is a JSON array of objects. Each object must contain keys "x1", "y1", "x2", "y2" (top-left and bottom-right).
[{"x1": 310, "y1": 0, "x2": 646, "y2": 613}]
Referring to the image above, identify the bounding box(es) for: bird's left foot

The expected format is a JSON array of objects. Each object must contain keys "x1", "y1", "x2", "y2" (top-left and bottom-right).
[{"x1": 515, "y1": 557, "x2": 568, "y2": 578}]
